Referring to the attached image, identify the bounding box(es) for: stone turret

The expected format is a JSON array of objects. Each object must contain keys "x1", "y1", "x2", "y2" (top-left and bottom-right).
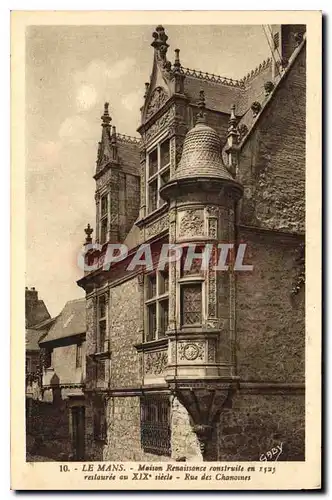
[{"x1": 160, "y1": 91, "x2": 243, "y2": 457}]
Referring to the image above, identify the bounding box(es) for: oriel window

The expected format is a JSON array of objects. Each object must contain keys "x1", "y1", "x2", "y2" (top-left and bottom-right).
[
  {"x1": 180, "y1": 283, "x2": 203, "y2": 326},
  {"x1": 146, "y1": 139, "x2": 170, "y2": 214}
]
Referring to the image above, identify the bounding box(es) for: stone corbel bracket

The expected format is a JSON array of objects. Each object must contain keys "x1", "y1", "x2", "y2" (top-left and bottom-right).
[{"x1": 168, "y1": 379, "x2": 235, "y2": 456}]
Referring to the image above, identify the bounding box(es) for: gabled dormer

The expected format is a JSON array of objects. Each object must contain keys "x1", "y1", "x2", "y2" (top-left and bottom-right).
[{"x1": 94, "y1": 103, "x2": 140, "y2": 246}]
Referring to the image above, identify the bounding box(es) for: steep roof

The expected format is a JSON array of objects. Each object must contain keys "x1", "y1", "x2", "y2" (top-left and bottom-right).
[
  {"x1": 40, "y1": 298, "x2": 86, "y2": 345},
  {"x1": 117, "y1": 134, "x2": 140, "y2": 177},
  {"x1": 26, "y1": 328, "x2": 48, "y2": 351}
]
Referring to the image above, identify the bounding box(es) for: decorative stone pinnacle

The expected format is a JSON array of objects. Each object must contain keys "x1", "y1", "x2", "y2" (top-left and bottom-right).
[
  {"x1": 144, "y1": 82, "x2": 150, "y2": 98},
  {"x1": 151, "y1": 25, "x2": 169, "y2": 54},
  {"x1": 229, "y1": 104, "x2": 237, "y2": 127},
  {"x1": 174, "y1": 48, "x2": 181, "y2": 70},
  {"x1": 84, "y1": 223, "x2": 93, "y2": 244},
  {"x1": 196, "y1": 90, "x2": 206, "y2": 124},
  {"x1": 101, "y1": 102, "x2": 112, "y2": 127}
]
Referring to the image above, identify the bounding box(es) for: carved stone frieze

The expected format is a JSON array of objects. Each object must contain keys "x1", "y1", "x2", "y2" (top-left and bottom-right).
[
  {"x1": 146, "y1": 86, "x2": 169, "y2": 121},
  {"x1": 145, "y1": 106, "x2": 175, "y2": 142},
  {"x1": 145, "y1": 213, "x2": 169, "y2": 240},
  {"x1": 178, "y1": 209, "x2": 204, "y2": 238},
  {"x1": 144, "y1": 350, "x2": 168, "y2": 375}
]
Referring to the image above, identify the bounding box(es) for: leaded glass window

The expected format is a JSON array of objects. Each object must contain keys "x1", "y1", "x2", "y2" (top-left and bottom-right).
[{"x1": 180, "y1": 283, "x2": 202, "y2": 326}]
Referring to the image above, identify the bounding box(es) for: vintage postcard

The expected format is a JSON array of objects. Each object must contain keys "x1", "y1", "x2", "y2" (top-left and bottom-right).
[{"x1": 11, "y1": 10, "x2": 321, "y2": 490}]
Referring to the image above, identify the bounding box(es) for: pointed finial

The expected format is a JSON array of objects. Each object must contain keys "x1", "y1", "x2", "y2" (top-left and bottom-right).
[
  {"x1": 174, "y1": 49, "x2": 181, "y2": 70},
  {"x1": 144, "y1": 82, "x2": 150, "y2": 98},
  {"x1": 229, "y1": 104, "x2": 237, "y2": 127},
  {"x1": 84, "y1": 223, "x2": 93, "y2": 244},
  {"x1": 151, "y1": 25, "x2": 169, "y2": 54},
  {"x1": 101, "y1": 102, "x2": 112, "y2": 127},
  {"x1": 196, "y1": 90, "x2": 206, "y2": 124}
]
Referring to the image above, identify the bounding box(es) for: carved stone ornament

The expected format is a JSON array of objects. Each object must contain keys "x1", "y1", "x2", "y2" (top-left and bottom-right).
[
  {"x1": 178, "y1": 209, "x2": 204, "y2": 238},
  {"x1": 251, "y1": 101, "x2": 262, "y2": 117},
  {"x1": 145, "y1": 106, "x2": 175, "y2": 142},
  {"x1": 146, "y1": 87, "x2": 169, "y2": 121},
  {"x1": 145, "y1": 214, "x2": 169, "y2": 240},
  {"x1": 179, "y1": 342, "x2": 205, "y2": 361},
  {"x1": 145, "y1": 350, "x2": 168, "y2": 375}
]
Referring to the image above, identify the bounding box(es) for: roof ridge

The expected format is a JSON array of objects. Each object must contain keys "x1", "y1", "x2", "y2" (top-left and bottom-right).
[
  {"x1": 239, "y1": 57, "x2": 272, "y2": 86},
  {"x1": 179, "y1": 66, "x2": 245, "y2": 88},
  {"x1": 116, "y1": 133, "x2": 141, "y2": 145}
]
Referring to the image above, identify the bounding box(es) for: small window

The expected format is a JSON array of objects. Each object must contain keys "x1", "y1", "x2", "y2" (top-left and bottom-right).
[
  {"x1": 76, "y1": 343, "x2": 82, "y2": 368},
  {"x1": 98, "y1": 294, "x2": 107, "y2": 352},
  {"x1": 147, "y1": 274, "x2": 157, "y2": 299},
  {"x1": 181, "y1": 283, "x2": 202, "y2": 326},
  {"x1": 100, "y1": 218, "x2": 108, "y2": 245},
  {"x1": 148, "y1": 148, "x2": 158, "y2": 177},
  {"x1": 44, "y1": 349, "x2": 53, "y2": 369},
  {"x1": 140, "y1": 395, "x2": 171, "y2": 456},
  {"x1": 94, "y1": 398, "x2": 107, "y2": 441},
  {"x1": 148, "y1": 179, "x2": 158, "y2": 213},
  {"x1": 101, "y1": 194, "x2": 108, "y2": 217},
  {"x1": 159, "y1": 299, "x2": 169, "y2": 337},
  {"x1": 147, "y1": 303, "x2": 157, "y2": 342}
]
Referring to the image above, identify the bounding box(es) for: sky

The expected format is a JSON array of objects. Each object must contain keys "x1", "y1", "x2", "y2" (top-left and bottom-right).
[{"x1": 26, "y1": 24, "x2": 270, "y2": 317}]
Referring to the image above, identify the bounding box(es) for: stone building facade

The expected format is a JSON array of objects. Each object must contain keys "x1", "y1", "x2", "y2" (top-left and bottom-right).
[{"x1": 77, "y1": 24, "x2": 306, "y2": 461}]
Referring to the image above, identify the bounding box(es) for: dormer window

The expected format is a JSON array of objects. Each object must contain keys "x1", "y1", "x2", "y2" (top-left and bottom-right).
[{"x1": 146, "y1": 138, "x2": 170, "y2": 214}]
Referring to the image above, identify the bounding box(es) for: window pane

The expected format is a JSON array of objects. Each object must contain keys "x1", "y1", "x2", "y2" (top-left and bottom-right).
[
  {"x1": 159, "y1": 269, "x2": 169, "y2": 294},
  {"x1": 148, "y1": 148, "x2": 158, "y2": 177},
  {"x1": 99, "y1": 319, "x2": 106, "y2": 351},
  {"x1": 159, "y1": 299, "x2": 169, "y2": 337},
  {"x1": 100, "y1": 218, "x2": 108, "y2": 244},
  {"x1": 160, "y1": 168, "x2": 170, "y2": 187},
  {"x1": 181, "y1": 284, "x2": 202, "y2": 325},
  {"x1": 148, "y1": 179, "x2": 158, "y2": 212},
  {"x1": 98, "y1": 295, "x2": 106, "y2": 318},
  {"x1": 160, "y1": 139, "x2": 170, "y2": 168},
  {"x1": 141, "y1": 396, "x2": 171, "y2": 456},
  {"x1": 181, "y1": 246, "x2": 204, "y2": 277},
  {"x1": 147, "y1": 274, "x2": 157, "y2": 299},
  {"x1": 101, "y1": 195, "x2": 108, "y2": 216},
  {"x1": 147, "y1": 303, "x2": 157, "y2": 341},
  {"x1": 76, "y1": 344, "x2": 82, "y2": 368}
]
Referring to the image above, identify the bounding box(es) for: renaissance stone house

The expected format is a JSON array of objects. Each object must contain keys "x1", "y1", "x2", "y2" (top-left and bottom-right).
[{"x1": 78, "y1": 24, "x2": 306, "y2": 461}]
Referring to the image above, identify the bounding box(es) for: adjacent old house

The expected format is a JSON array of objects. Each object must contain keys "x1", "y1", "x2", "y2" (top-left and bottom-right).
[{"x1": 75, "y1": 24, "x2": 306, "y2": 462}]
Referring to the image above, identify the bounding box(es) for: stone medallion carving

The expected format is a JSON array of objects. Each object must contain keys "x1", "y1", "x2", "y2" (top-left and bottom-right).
[
  {"x1": 179, "y1": 342, "x2": 205, "y2": 361},
  {"x1": 146, "y1": 87, "x2": 169, "y2": 121}
]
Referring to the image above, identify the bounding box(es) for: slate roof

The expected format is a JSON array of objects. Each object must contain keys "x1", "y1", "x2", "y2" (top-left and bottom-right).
[
  {"x1": 184, "y1": 75, "x2": 244, "y2": 115},
  {"x1": 117, "y1": 136, "x2": 140, "y2": 177},
  {"x1": 40, "y1": 298, "x2": 86, "y2": 345},
  {"x1": 26, "y1": 328, "x2": 48, "y2": 351}
]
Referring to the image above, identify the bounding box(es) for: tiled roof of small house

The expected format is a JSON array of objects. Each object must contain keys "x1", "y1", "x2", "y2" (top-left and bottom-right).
[
  {"x1": 26, "y1": 328, "x2": 48, "y2": 351},
  {"x1": 40, "y1": 298, "x2": 86, "y2": 345}
]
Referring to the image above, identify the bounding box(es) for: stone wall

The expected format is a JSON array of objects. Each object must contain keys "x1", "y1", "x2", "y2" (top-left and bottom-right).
[
  {"x1": 236, "y1": 229, "x2": 305, "y2": 383},
  {"x1": 109, "y1": 277, "x2": 141, "y2": 389},
  {"x1": 238, "y1": 45, "x2": 306, "y2": 233},
  {"x1": 216, "y1": 391, "x2": 305, "y2": 461}
]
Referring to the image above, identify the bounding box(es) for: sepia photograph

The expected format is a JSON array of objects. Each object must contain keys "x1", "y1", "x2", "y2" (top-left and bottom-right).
[{"x1": 11, "y1": 10, "x2": 321, "y2": 490}]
